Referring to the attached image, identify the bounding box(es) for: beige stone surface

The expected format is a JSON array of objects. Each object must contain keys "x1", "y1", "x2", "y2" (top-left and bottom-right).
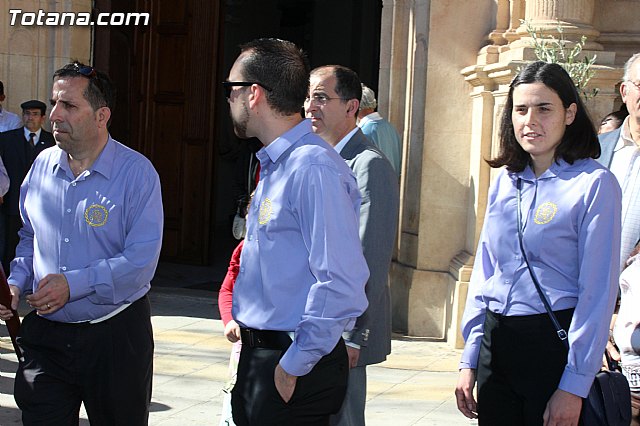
[
  {"x1": 390, "y1": 0, "x2": 640, "y2": 344},
  {"x1": 0, "y1": 0, "x2": 91, "y2": 123}
]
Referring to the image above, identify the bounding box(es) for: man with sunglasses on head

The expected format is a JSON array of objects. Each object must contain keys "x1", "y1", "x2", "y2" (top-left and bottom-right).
[
  {"x1": 224, "y1": 38, "x2": 369, "y2": 426},
  {"x1": 0, "y1": 100, "x2": 55, "y2": 274},
  {"x1": 0, "y1": 62, "x2": 163, "y2": 426},
  {"x1": 306, "y1": 65, "x2": 399, "y2": 426}
]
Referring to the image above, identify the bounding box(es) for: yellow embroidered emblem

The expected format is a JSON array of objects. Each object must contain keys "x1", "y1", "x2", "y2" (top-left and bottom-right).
[
  {"x1": 534, "y1": 202, "x2": 557, "y2": 225},
  {"x1": 84, "y1": 204, "x2": 109, "y2": 227},
  {"x1": 258, "y1": 198, "x2": 272, "y2": 225}
]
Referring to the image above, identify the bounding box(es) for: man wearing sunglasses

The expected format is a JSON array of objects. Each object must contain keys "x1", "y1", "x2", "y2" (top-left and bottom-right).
[
  {"x1": 0, "y1": 62, "x2": 163, "y2": 426},
  {"x1": 224, "y1": 38, "x2": 369, "y2": 426},
  {"x1": 0, "y1": 100, "x2": 55, "y2": 274},
  {"x1": 306, "y1": 65, "x2": 399, "y2": 426}
]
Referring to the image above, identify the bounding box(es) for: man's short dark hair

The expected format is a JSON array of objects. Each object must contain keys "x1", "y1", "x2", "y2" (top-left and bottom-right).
[
  {"x1": 488, "y1": 61, "x2": 599, "y2": 172},
  {"x1": 53, "y1": 62, "x2": 116, "y2": 112},
  {"x1": 326, "y1": 66, "x2": 362, "y2": 104},
  {"x1": 0, "y1": 80, "x2": 4, "y2": 96},
  {"x1": 238, "y1": 38, "x2": 309, "y2": 115},
  {"x1": 310, "y1": 65, "x2": 362, "y2": 116}
]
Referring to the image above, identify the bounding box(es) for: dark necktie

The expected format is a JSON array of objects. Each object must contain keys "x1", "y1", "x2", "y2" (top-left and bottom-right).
[{"x1": 28, "y1": 133, "x2": 36, "y2": 148}]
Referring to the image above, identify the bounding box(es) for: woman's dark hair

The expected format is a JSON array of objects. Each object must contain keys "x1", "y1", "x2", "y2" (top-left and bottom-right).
[{"x1": 487, "y1": 61, "x2": 599, "y2": 171}]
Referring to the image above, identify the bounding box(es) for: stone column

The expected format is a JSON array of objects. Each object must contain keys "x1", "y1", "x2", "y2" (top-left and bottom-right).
[
  {"x1": 389, "y1": 0, "x2": 431, "y2": 335},
  {"x1": 513, "y1": 0, "x2": 601, "y2": 50}
]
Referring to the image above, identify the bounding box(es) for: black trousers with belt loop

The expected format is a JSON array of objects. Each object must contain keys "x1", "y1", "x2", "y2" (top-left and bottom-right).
[
  {"x1": 476, "y1": 308, "x2": 574, "y2": 426},
  {"x1": 231, "y1": 328, "x2": 348, "y2": 426},
  {"x1": 14, "y1": 295, "x2": 153, "y2": 426}
]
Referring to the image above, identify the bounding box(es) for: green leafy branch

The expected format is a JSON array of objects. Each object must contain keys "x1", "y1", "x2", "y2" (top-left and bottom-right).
[{"x1": 522, "y1": 20, "x2": 599, "y2": 99}]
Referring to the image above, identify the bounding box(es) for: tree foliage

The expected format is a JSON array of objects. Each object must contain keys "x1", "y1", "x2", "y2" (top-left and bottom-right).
[{"x1": 523, "y1": 20, "x2": 599, "y2": 99}]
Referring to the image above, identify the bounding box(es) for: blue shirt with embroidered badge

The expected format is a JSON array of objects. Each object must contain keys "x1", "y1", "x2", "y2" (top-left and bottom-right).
[
  {"x1": 232, "y1": 119, "x2": 369, "y2": 377},
  {"x1": 8, "y1": 136, "x2": 163, "y2": 323},
  {"x1": 460, "y1": 158, "x2": 621, "y2": 398}
]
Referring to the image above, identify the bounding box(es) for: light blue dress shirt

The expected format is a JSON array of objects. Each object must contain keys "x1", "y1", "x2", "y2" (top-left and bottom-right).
[
  {"x1": 0, "y1": 107, "x2": 21, "y2": 132},
  {"x1": 358, "y1": 112, "x2": 401, "y2": 176},
  {"x1": 8, "y1": 136, "x2": 163, "y2": 323},
  {"x1": 460, "y1": 158, "x2": 621, "y2": 398},
  {"x1": 232, "y1": 119, "x2": 369, "y2": 377}
]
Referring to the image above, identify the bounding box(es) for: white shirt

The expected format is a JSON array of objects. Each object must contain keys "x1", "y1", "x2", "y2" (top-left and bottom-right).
[
  {"x1": 609, "y1": 117, "x2": 640, "y2": 267},
  {"x1": 23, "y1": 127, "x2": 42, "y2": 145},
  {"x1": 333, "y1": 127, "x2": 359, "y2": 154}
]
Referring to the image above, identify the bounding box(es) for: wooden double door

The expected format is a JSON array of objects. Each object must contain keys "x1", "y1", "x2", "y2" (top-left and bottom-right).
[{"x1": 94, "y1": 0, "x2": 382, "y2": 265}]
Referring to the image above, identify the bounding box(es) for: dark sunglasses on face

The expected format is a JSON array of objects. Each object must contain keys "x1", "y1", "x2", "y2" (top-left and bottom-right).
[{"x1": 222, "y1": 81, "x2": 272, "y2": 99}]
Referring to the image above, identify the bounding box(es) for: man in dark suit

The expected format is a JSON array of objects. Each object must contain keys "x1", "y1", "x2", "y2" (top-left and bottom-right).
[
  {"x1": 0, "y1": 100, "x2": 55, "y2": 272},
  {"x1": 306, "y1": 65, "x2": 400, "y2": 426}
]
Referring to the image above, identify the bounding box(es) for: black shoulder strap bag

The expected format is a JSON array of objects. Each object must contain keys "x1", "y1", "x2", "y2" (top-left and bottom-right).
[{"x1": 516, "y1": 178, "x2": 631, "y2": 426}]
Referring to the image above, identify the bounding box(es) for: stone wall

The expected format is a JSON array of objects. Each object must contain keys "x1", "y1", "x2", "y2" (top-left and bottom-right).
[
  {"x1": 0, "y1": 0, "x2": 92, "y2": 129},
  {"x1": 386, "y1": 0, "x2": 640, "y2": 347}
]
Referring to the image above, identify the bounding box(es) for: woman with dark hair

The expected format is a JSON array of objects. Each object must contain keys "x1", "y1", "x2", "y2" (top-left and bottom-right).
[{"x1": 454, "y1": 61, "x2": 622, "y2": 425}]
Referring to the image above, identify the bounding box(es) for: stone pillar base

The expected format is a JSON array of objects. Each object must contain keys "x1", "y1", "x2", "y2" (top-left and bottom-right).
[{"x1": 390, "y1": 262, "x2": 456, "y2": 340}]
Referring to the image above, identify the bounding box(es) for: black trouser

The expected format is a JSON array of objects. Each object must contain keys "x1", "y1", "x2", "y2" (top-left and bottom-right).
[
  {"x1": 1, "y1": 213, "x2": 20, "y2": 274},
  {"x1": 232, "y1": 329, "x2": 348, "y2": 426},
  {"x1": 476, "y1": 308, "x2": 574, "y2": 426},
  {"x1": 14, "y1": 295, "x2": 154, "y2": 426}
]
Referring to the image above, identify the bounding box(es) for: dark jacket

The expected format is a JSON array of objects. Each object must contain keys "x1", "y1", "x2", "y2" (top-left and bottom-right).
[{"x1": 0, "y1": 127, "x2": 55, "y2": 215}]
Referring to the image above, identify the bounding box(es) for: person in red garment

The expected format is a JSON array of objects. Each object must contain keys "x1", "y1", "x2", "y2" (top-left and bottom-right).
[{"x1": 218, "y1": 239, "x2": 244, "y2": 426}]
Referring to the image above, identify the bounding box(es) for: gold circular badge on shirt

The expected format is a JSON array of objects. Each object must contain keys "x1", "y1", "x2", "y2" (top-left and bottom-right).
[
  {"x1": 258, "y1": 198, "x2": 272, "y2": 225},
  {"x1": 534, "y1": 202, "x2": 557, "y2": 225},
  {"x1": 84, "y1": 204, "x2": 109, "y2": 227}
]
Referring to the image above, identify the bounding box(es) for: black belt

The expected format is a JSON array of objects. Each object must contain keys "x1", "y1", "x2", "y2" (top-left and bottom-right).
[{"x1": 240, "y1": 328, "x2": 292, "y2": 350}]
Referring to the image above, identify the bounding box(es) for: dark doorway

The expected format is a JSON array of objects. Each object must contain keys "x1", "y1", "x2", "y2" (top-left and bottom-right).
[{"x1": 94, "y1": 0, "x2": 382, "y2": 286}]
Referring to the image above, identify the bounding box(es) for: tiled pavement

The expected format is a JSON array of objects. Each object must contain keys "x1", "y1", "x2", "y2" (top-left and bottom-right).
[{"x1": 1, "y1": 286, "x2": 478, "y2": 425}]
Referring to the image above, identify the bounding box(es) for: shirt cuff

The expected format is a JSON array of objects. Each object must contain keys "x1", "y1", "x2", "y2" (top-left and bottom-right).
[
  {"x1": 64, "y1": 269, "x2": 93, "y2": 302},
  {"x1": 7, "y1": 275, "x2": 28, "y2": 294},
  {"x1": 345, "y1": 341, "x2": 361, "y2": 350},
  {"x1": 459, "y1": 340, "x2": 480, "y2": 370},
  {"x1": 279, "y1": 343, "x2": 322, "y2": 377},
  {"x1": 558, "y1": 367, "x2": 595, "y2": 398}
]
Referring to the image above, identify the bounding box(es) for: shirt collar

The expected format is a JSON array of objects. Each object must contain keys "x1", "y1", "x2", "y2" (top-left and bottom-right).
[
  {"x1": 516, "y1": 158, "x2": 572, "y2": 181},
  {"x1": 23, "y1": 127, "x2": 42, "y2": 141},
  {"x1": 333, "y1": 127, "x2": 359, "y2": 154},
  {"x1": 54, "y1": 135, "x2": 116, "y2": 179},
  {"x1": 357, "y1": 111, "x2": 382, "y2": 128},
  {"x1": 617, "y1": 116, "x2": 637, "y2": 149},
  {"x1": 259, "y1": 119, "x2": 311, "y2": 164}
]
